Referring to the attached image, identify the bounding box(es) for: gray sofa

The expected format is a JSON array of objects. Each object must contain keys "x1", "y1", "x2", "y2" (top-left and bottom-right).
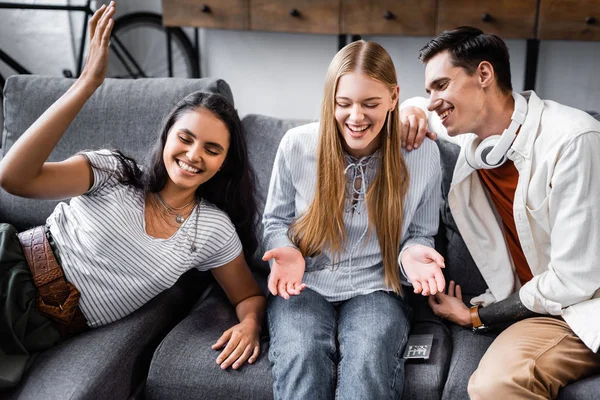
[{"x1": 2, "y1": 75, "x2": 598, "y2": 400}]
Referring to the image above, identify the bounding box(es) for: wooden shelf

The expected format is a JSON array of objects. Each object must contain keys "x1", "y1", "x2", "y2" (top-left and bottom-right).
[{"x1": 162, "y1": 0, "x2": 600, "y2": 41}]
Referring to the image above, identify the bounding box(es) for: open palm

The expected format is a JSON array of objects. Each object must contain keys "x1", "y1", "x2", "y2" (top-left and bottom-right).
[
  {"x1": 263, "y1": 246, "x2": 307, "y2": 299},
  {"x1": 401, "y1": 244, "x2": 446, "y2": 296}
]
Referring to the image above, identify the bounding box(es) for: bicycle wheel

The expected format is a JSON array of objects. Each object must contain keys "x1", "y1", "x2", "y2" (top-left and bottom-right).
[{"x1": 107, "y1": 12, "x2": 198, "y2": 79}]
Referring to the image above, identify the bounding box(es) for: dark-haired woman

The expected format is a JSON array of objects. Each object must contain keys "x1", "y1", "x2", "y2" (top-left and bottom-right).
[{"x1": 0, "y1": 2, "x2": 264, "y2": 388}]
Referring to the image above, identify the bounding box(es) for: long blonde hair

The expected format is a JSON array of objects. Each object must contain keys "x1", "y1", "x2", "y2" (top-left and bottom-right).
[{"x1": 289, "y1": 41, "x2": 410, "y2": 294}]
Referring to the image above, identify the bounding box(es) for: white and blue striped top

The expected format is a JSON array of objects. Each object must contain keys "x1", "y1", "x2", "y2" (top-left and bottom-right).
[
  {"x1": 46, "y1": 150, "x2": 242, "y2": 328},
  {"x1": 263, "y1": 123, "x2": 441, "y2": 302}
]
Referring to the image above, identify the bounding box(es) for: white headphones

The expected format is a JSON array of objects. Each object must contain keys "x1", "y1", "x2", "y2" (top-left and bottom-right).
[{"x1": 465, "y1": 92, "x2": 528, "y2": 170}]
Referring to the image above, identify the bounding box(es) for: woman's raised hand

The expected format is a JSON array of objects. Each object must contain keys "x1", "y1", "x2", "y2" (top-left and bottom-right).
[
  {"x1": 80, "y1": 1, "x2": 115, "y2": 89},
  {"x1": 401, "y1": 244, "x2": 446, "y2": 296},
  {"x1": 263, "y1": 247, "x2": 307, "y2": 299}
]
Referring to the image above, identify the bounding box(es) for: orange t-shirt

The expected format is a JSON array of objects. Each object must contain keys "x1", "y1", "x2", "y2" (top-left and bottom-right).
[{"x1": 478, "y1": 161, "x2": 533, "y2": 284}]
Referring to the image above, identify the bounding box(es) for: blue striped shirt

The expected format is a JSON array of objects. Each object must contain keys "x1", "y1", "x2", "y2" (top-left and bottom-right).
[
  {"x1": 47, "y1": 150, "x2": 242, "y2": 327},
  {"x1": 263, "y1": 123, "x2": 441, "y2": 301}
]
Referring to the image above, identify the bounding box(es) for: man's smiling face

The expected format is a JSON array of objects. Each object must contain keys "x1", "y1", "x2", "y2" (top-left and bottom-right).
[{"x1": 424, "y1": 51, "x2": 486, "y2": 136}]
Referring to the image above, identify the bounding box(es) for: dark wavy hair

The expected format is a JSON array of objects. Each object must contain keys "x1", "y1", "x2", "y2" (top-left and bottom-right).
[
  {"x1": 418, "y1": 26, "x2": 512, "y2": 93},
  {"x1": 109, "y1": 91, "x2": 259, "y2": 261}
]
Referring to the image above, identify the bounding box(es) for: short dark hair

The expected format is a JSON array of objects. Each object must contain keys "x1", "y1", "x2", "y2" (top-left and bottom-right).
[{"x1": 419, "y1": 26, "x2": 512, "y2": 93}]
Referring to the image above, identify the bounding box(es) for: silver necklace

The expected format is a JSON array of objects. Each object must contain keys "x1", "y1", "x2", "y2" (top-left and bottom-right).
[{"x1": 153, "y1": 192, "x2": 196, "y2": 224}]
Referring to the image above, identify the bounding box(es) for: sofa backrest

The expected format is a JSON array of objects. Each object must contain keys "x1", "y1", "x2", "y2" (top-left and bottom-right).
[
  {"x1": 242, "y1": 114, "x2": 307, "y2": 272},
  {"x1": 0, "y1": 75, "x2": 233, "y2": 230},
  {"x1": 435, "y1": 139, "x2": 488, "y2": 298}
]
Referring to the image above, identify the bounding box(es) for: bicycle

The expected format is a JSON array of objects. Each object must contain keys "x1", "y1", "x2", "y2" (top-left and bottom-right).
[{"x1": 0, "y1": 0, "x2": 199, "y2": 99}]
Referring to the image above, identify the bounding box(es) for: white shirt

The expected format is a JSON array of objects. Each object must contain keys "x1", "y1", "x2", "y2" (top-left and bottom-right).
[{"x1": 403, "y1": 92, "x2": 600, "y2": 351}]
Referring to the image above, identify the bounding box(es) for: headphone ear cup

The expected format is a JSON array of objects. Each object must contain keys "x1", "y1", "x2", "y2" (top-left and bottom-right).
[
  {"x1": 465, "y1": 135, "x2": 507, "y2": 169},
  {"x1": 475, "y1": 135, "x2": 506, "y2": 169},
  {"x1": 465, "y1": 136, "x2": 482, "y2": 169}
]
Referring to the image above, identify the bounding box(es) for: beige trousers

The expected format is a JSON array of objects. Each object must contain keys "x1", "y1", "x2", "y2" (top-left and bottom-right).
[{"x1": 468, "y1": 317, "x2": 600, "y2": 400}]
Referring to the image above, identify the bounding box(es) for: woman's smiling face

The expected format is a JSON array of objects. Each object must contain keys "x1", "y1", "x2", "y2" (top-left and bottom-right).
[
  {"x1": 334, "y1": 71, "x2": 398, "y2": 158},
  {"x1": 162, "y1": 107, "x2": 230, "y2": 196}
]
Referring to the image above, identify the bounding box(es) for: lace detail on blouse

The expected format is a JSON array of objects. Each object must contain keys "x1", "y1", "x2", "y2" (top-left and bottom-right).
[{"x1": 343, "y1": 152, "x2": 379, "y2": 289}]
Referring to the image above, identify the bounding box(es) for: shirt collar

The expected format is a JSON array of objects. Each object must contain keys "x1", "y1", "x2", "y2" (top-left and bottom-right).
[{"x1": 509, "y1": 90, "x2": 543, "y2": 160}]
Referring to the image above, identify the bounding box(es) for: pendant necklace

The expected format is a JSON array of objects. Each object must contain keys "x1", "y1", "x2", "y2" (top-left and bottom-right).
[{"x1": 153, "y1": 192, "x2": 196, "y2": 225}]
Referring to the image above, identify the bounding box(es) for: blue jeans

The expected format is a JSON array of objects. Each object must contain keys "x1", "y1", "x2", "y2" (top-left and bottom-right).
[{"x1": 267, "y1": 288, "x2": 410, "y2": 400}]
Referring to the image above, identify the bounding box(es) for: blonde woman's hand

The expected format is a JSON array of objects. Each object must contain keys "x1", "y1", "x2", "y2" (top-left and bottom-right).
[
  {"x1": 401, "y1": 244, "x2": 445, "y2": 296},
  {"x1": 263, "y1": 246, "x2": 307, "y2": 299},
  {"x1": 79, "y1": 1, "x2": 115, "y2": 89},
  {"x1": 212, "y1": 319, "x2": 261, "y2": 370},
  {"x1": 400, "y1": 106, "x2": 437, "y2": 150}
]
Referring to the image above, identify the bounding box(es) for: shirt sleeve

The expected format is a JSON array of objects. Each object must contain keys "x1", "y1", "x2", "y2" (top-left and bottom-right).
[
  {"x1": 195, "y1": 217, "x2": 243, "y2": 270},
  {"x1": 519, "y1": 132, "x2": 600, "y2": 314},
  {"x1": 398, "y1": 141, "x2": 442, "y2": 285},
  {"x1": 262, "y1": 132, "x2": 299, "y2": 254},
  {"x1": 79, "y1": 149, "x2": 121, "y2": 195}
]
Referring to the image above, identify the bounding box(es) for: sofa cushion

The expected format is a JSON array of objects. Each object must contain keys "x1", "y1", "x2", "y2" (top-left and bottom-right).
[
  {"x1": 145, "y1": 284, "x2": 274, "y2": 400},
  {"x1": 146, "y1": 281, "x2": 453, "y2": 400},
  {"x1": 557, "y1": 375, "x2": 600, "y2": 400},
  {"x1": 0, "y1": 75, "x2": 233, "y2": 230},
  {"x1": 242, "y1": 114, "x2": 306, "y2": 271},
  {"x1": 440, "y1": 324, "x2": 498, "y2": 400}
]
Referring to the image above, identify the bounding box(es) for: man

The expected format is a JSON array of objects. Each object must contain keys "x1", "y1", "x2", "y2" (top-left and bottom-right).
[{"x1": 401, "y1": 26, "x2": 600, "y2": 399}]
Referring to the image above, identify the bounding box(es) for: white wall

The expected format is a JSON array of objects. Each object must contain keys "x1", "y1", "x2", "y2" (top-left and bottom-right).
[
  {"x1": 536, "y1": 40, "x2": 600, "y2": 111},
  {"x1": 1, "y1": 0, "x2": 599, "y2": 120},
  {"x1": 0, "y1": 0, "x2": 77, "y2": 81}
]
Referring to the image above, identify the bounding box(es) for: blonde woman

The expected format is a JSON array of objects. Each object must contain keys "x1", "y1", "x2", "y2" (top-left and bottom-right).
[{"x1": 262, "y1": 41, "x2": 445, "y2": 399}]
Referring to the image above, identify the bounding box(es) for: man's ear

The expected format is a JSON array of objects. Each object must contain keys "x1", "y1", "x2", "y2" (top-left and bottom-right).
[{"x1": 477, "y1": 61, "x2": 495, "y2": 89}]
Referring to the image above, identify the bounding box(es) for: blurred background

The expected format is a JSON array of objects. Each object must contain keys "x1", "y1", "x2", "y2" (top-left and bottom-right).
[{"x1": 1, "y1": 0, "x2": 599, "y2": 120}]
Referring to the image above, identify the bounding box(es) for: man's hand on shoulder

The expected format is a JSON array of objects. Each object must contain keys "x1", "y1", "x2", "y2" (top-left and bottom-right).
[{"x1": 400, "y1": 106, "x2": 437, "y2": 151}]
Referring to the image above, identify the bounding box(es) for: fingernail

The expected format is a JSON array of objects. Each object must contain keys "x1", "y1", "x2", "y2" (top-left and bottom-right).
[
  {"x1": 407, "y1": 146, "x2": 412, "y2": 150},
  {"x1": 414, "y1": 144, "x2": 419, "y2": 149}
]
